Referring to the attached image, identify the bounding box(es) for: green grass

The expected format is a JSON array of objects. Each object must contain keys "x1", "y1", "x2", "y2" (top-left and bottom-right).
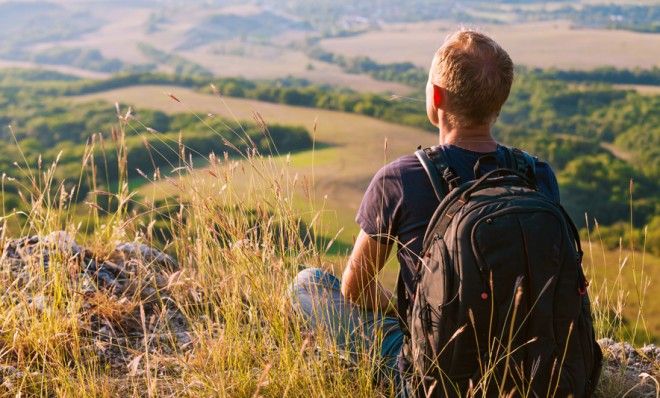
[{"x1": 287, "y1": 146, "x2": 341, "y2": 168}]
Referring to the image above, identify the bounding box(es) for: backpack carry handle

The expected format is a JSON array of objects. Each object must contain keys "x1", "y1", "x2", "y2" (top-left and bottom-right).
[
  {"x1": 461, "y1": 167, "x2": 536, "y2": 200},
  {"x1": 473, "y1": 154, "x2": 499, "y2": 178}
]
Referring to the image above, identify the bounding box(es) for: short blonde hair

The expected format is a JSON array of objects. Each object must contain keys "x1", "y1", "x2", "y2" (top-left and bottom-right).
[{"x1": 430, "y1": 29, "x2": 513, "y2": 128}]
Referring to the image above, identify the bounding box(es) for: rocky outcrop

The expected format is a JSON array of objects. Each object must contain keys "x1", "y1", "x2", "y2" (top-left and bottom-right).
[
  {"x1": 0, "y1": 232, "x2": 190, "y2": 371},
  {"x1": 598, "y1": 338, "x2": 659, "y2": 397}
]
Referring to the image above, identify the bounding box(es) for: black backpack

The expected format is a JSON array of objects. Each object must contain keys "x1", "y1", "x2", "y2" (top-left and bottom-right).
[{"x1": 397, "y1": 146, "x2": 603, "y2": 397}]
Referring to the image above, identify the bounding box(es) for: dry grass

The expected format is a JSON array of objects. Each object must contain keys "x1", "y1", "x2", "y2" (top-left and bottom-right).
[
  {"x1": 0, "y1": 110, "x2": 391, "y2": 397},
  {"x1": 72, "y1": 85, "x2": 660, "y2": 341},
  {"x1": 0, "y1": 88, "x2": 654, "y2": 396}
]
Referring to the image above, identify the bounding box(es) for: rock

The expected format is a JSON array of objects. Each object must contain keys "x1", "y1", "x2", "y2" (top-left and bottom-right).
[
  {"x1": 0, "y1": 233, "x2": 190, "y2": 371},
  {"x1": 111, "y1": 242, "x2": 178, "y2": 272},
  {"x1": 640, "y1": 344, "x2": 660, "y2": 363},
  {"x1": 29, "y1": 294, "x2": 46, "y2": 312},
  {"x1": 597, "y1": 338, "x2": 659, "y2": 397},
  {"x1": 43, "y1": 231, "x2": 81, "y2": 255},
  {"x1": 0, "y1": 364, "x2": 21, "y2": 378}
]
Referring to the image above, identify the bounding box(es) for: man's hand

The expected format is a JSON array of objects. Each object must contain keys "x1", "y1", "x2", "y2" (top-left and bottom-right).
[{"x1": 340, "y1": 229, "x2": 394, "y2": 313}]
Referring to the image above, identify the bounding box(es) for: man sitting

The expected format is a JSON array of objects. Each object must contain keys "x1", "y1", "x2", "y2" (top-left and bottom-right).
[{"x1": 291, "y1": 29, "x2": 560, "y2": 394}]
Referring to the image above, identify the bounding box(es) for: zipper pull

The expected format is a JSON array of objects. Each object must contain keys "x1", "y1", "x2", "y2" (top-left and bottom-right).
[{"x1": 481, "y1": 278, "x2": 489, "y2": 300}]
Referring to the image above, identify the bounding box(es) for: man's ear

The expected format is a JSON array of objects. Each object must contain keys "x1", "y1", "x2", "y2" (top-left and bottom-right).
[{"x1": 433, "y1": 85, "x2": 442, "y2": 108}]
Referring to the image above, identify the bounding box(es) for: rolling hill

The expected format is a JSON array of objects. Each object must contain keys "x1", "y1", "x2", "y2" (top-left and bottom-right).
[
  {"x1": 70, "y1": 84, "x2": 660, "y2": 341},
  {"x1": 72, "y1": 84, "x2": 432, "y2": 243}
]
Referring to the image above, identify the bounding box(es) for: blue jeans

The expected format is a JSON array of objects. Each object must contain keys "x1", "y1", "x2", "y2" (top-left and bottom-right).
[{"x1": 290, "y1": 267, "x2": 405, "y2": 383}]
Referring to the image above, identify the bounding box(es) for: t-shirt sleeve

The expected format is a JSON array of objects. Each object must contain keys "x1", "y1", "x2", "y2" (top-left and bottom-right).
[
  {"x1": 355, "y1": 163, "x2": 403, "y2": 244},
  {"x1": 536, "y1": 161, "x2": 561, "y2": 204}
]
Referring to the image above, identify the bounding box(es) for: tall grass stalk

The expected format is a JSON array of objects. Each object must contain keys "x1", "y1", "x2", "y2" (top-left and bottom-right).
[{"x1": 0, "y1": 96, "x2": 387, "y2": 397}]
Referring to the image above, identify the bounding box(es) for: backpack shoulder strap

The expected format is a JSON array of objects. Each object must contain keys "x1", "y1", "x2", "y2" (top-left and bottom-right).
[
  {"x1": 501, "y1": 145, "x2": 538, "y2": 184},
  {"x1": 414, "y1": 146, "x2": 459, "y2": 202}
]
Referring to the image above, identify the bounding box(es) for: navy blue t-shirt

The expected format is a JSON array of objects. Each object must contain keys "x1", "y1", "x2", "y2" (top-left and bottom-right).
[{"x1": 355, "y1": 144, "x2": 560, "y2": 297}]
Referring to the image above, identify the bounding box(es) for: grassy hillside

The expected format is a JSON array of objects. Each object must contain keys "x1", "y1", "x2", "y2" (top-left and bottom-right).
[
  {"x1": 70, "y1": 81, "x2": 660, "y2": 229},
  {"x1": 0, "y1": 115, "x2": 656, "y2": 396},
  {"x1": 71, "y1": 84, "x2": 436, "y2": 241},
  {"x1": 0, "y1": 68, "x2": 657, "y2": 396},
  {"x1": 70, "y1": 84, "x2": 660, "y2": 343}
]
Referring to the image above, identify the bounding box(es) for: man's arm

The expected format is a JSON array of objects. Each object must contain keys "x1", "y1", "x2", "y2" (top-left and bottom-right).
[{"x1": 340, "y1": 229, "x2": 395, "y2": 313}]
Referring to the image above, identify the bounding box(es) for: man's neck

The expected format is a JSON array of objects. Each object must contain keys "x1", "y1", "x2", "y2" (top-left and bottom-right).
[{"x1": 439, "y1": 126, "x2": 498, "y2": 152}]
